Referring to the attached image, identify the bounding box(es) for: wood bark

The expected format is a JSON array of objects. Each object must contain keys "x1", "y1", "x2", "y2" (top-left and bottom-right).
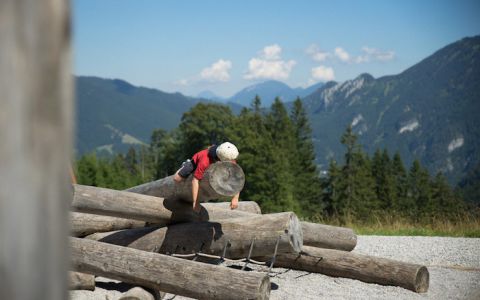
[
  {"x1": 0, "y1": 1, "x2": 72, "y2": 299},
  {"x1": 86, "y1": 212, "x2": 303, "y2": 258},
  {"x1": 126, "y1": 161, "x2": 245, "y2": 202},
  {"x1": 203, "y1": 204, "x2": 356, "y2": 250},
  {"x1": 70, "y1": 212, "x2": 146, "y2": 237},
  {"x1": 260, "y1": 245, "x2": 429, "y2": 293},
  {"x1": 71, "y1": 237, "x2": 270, "y2": 300},
  {"x1": 301, "y1": 222, "x2": 357, "y2": 251},
  {"x1": 68, "y1": 272, "x2": 95, "y2": 291},
  {"x1": 204, "y1": 201, "x2": 262, "y2": 214},
  {"x1": 71, "y1": 185, "x2": 355, "y2": 250}
]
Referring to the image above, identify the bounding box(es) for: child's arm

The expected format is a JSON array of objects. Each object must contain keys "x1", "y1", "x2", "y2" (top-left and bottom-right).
[
  {"x1": 230, "y1": 192, "x2": 239, "y2": 209},
  {"x1": 192, "y1": 177, "x2": 201, "y2": 212}
]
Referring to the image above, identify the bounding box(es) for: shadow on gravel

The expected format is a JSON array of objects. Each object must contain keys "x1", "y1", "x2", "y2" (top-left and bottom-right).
[{"x1": 96, "y1": 281, "x2": 134, "y2": 292}]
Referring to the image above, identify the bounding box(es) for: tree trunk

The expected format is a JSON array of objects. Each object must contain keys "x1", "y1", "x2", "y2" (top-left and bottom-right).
[
  {"x1": 68, "y1": 272, "x2": 95, "y2": 291},
  {"x1": 86, "y1": 212, "x2": 303, "y2": 258},
  {"x1": 70, "y1": 212, "x2": 146, "y2": 237},
  {"x1": 0, "y1": 0, "x2": 72, "y2": 299},
  {"x1": 260, "y1": 245, "x2": 429, "y2": 293},
  {"x1": 126, "y1": 161, "x2": 245, "y2": 202},
  {"x1": 70, "y1": 237, "x2": 270, "y2": 300}
]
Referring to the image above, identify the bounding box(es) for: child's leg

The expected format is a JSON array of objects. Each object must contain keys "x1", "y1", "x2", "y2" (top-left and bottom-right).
[{"x1": 174, "y1": 159, "x2": 195, "y2": 182}]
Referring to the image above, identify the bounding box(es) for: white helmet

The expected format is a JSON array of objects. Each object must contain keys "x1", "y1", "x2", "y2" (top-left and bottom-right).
[{"x1": 216, "y1": 142, "x2": 239, "y2": 161}]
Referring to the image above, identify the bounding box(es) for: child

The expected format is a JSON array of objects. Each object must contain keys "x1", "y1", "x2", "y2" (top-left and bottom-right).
[{"x1": 174, "y1": 142, "x2": 240, "y2": 212}]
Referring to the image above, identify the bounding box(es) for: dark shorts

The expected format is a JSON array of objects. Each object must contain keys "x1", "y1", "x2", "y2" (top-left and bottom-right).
[{"x1": 178, "y1": 159, "x2": 196, "y2": 178}]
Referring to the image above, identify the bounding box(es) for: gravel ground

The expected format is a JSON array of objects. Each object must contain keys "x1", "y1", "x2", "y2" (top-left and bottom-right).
[{"x1": 70, "y1": 236, "x2": 480, "y2": 300}]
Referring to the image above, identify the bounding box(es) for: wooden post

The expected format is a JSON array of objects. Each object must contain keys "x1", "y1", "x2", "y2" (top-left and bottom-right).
[
  {"x1": 0, "y1": 0, "x2": 72, "y2": 299},
  {"x1": 126, "y1": 161, "x2": 245, "y2": 202},
  {"x1": 71, "y1": 237, "x2": 271, "y2": 300},
  {"x1": 259, "y1": 245, "x2": 429, "y2": 293},
  {"x1": 86, "y1": 212, "x2": 303, "y2": 258}
]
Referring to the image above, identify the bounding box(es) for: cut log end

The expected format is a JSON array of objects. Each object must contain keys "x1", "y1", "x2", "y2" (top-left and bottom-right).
[
  {"x1": 207, "y1": 162, "x2": 245, "y2": 197},
  {"x1": 287, "y1": 213, "x2": 303, "y2": 253},
  {"x1": 414, "y1": 266, "x2": 429, "y2": 293}
]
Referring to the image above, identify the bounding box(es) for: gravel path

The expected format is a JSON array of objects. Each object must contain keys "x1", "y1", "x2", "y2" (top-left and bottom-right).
[{"x1": 70, "y1": 236, "x2": 480, "y2": 300}]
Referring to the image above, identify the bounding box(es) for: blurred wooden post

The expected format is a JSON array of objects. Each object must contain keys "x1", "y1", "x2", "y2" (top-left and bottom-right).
[{"x1": 0, "y1": 0, "x2": 72, "y2": 299}]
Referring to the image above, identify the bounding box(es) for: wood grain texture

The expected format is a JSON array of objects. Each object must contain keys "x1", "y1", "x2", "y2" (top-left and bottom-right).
[
  {"x1": 70, "y1": 212, "x2": 146, "y2": 237},
  {"x1": 71, "y1": 237, "x2": 270, "y2": 300},
  {"x1": 261, "y1": 245, "x2": 429, "y2": 293},
  {"x1": 0, "y1": 0, "x2": 72, "y2": 299},
  {"x1": 126, "y1": 162, "x2": 245, "y2": 202},
  {"x1": 86, "y1": 212, "x2": 303, "y2": 258}
]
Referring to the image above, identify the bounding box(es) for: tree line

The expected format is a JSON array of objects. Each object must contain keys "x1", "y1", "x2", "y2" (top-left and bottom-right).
[{"x1": 75, "y1": 96, "x2": 469, "y2": 222}]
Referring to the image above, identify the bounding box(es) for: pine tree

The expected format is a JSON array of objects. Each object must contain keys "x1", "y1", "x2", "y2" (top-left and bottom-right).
[
  {"x1": 338, "y1": 126, "x2": 378, "y2": 220},
  {"x1": 407, "y1": 159, "x2": 431, "y2": 219},
  {"x1": 76, "y1": 153, "x2": 98, "y2": 186},
  {"x1": 263, "y1": 97, "x2": 300, "y2": 213},
  {"x1": 431, "y1": 172, "x2": 464, "y2": 218},
  {"x1": 179, "y1": 103, "x2": 235, "y2": 158},
  {"x1": 391, "y1": 152, "x2": 408, "y2": 212},
  {"x1": 290, "y1": 97, "x2": 323, "y2": 216}
]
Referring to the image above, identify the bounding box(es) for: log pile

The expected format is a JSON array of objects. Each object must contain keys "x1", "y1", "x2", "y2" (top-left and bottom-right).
[{"x1": 69, "y1": 161, "x2": 429, "y2": 299}]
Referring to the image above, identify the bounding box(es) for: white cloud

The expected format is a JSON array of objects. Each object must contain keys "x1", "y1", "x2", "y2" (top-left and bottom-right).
[
  {"x1": 355, "y1": 47, "x2": 395, "y2": 63},
  {"x1": 244, "y1": 44, "x2": 296, "y2": 80},
  {"x1": 334, "y1": 47, "x2": 350, "y2": 62},
  {"x1": 306, "y1": 44, "x2": 331, "y2": 62},
  {"x1": 311, "y1": 65, "x2": 335, "y2": 82},
  {"x1": 262, "y1": 44, "x2": 282, "y2": 60},
  {"x1": 200, "y1": 59, "x2": 232, "y2": 82}
]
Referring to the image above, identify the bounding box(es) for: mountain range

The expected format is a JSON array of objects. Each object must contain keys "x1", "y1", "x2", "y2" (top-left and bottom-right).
[{"x1": 75, "y1": 36, "x2": 480, "y2": 184}]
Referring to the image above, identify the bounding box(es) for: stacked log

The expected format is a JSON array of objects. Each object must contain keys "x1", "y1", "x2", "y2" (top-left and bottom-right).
[
  {"x1": 72, "y1": 184, "x2": 356, "y2": 251},
  {"x1": 71, "y1": 237, "x2": 270, "y2": 300},
  {"x1": 70, "y1": 161, "x2": 429, "y2": 295},
  {"x1": 86, "y1": 212, "x2": 302, "y2": 258}
]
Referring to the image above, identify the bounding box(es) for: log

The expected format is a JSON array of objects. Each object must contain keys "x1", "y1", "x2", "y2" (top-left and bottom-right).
[
  {"x1": 71, "y1": 212, "x2": 146, "y2": 237},
  {"x1": 86, "y1": 212, "x2": 303, "y2": 258},
  {"x1": 260, "y1": 245, "x2": 429, "y2": 293},
  {"x1": 70, "y1": 237, "x2": 270, "y2": 300},
  {"x1": 206, "y1": 203, "x2": 356, "y2": 251},
  {"x1": 301, "y1": 222, "x2": 357, "y2": 251},
  {"x1": 72, "y1": 185, "x2": 355, "y2": 251},
  {"x1": 72, "y1": 184, "x2": 196, "y2": 224},
  {"x1": 204, "y1": 201, "x2": 262, "y2": 214},
  {"x1": 126, "y1": 161, "x2": 245, "y2": 202},
  {"x1": 1, "y1": 0, "x2": 72, "y2": 299},
  {"x1": 71, "y1": 185, "x2": 259, "y2": 225},
  {"x1": 68, "y1": 272, "x2": 95, "y2": 291}
]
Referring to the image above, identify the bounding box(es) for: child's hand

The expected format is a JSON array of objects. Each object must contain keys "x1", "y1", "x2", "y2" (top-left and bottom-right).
[
  {"x1": 193, "y1": 201, "x2": 201, "y2": 213},
  {"x1": 230, "y1": 198, "x2": 238, "y2": 210}
]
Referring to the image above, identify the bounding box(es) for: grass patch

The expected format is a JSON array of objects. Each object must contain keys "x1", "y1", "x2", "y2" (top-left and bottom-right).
[{"x1": 307, "y1": 211, "x2": 480, "y2": 238}]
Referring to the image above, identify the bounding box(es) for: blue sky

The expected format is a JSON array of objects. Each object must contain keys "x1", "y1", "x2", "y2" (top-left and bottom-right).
[{"x1": 73, "y1": 0, "x2": 480, "y2": 98}]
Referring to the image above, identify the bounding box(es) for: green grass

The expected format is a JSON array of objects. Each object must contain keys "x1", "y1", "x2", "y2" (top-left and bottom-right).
[{"x1": 308, "y1": 211, "x2": 480, "y2": 238}]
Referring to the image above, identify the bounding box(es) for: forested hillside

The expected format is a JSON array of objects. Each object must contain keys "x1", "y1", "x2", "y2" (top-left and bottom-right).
[{"x1": 75, "y1": 100, "x2": 470, "y2": 222}]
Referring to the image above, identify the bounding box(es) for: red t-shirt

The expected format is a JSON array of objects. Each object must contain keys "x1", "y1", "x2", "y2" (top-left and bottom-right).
[{"x1": 192, "y1": 149, "x2": 215, "y2": 180}]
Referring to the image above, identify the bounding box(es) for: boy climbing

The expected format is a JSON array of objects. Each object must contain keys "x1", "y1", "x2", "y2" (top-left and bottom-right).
[{"x1": 174, "y1": 142, "x2": 240, "y2": 212}]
